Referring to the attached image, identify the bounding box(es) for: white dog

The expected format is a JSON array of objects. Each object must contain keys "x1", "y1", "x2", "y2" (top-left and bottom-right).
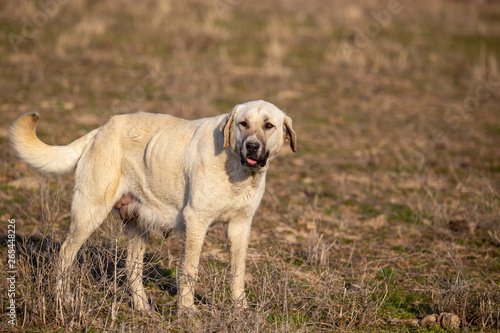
[{"x1": 10, "y1": 100, "x2": 296, "y2": 312}]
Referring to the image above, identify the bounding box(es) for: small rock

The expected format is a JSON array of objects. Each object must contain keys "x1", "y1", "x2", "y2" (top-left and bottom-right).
[
  {"x1": 439, "y1": 312, "x2": 460, "y2": 329},
  {"x1": 421, "y1": 314, "x2": 438, "y2": 327},
  {"x1": 387, "y1": 317, "x2": 400, "y2": 326},
  {"x1": 400, "y1": 318, "x2": 420, "y2": 327}
]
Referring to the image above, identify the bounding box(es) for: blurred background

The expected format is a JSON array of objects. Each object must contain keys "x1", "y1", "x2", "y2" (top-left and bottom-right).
[{"x1": 0, "y1": 0, "x2": 499, "y2": 331}]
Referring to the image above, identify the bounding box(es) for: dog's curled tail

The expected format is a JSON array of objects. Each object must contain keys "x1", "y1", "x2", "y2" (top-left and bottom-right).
[{"x1": 9, "y1": 112, "x2": 100, "y2": 174}]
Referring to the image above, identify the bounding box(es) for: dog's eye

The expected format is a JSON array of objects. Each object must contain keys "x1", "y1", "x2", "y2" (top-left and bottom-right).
[
  {"x1": 265, "y1": 123, "x2": 274, "y2": 129},
  {"x1": 239, "y1": 121, "x2": 247, "y2": 128}
]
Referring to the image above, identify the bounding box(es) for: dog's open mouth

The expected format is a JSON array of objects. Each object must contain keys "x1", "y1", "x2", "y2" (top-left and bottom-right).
[
  {"x1": 241, "y1": 155, "x2": 268, "y2": 169},
  {"x1": 246, "y1": 157, "x2": 258, "y2": 165}
]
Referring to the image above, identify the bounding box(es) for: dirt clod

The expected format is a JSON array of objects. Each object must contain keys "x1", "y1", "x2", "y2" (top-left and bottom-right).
[
  {"x1": 438, "y1": 312, "x2": 460, "y2": 329},
  {"x1": 400, "y1": 318, "x2": 420, "y2": 327},
  {"x1": 394, "y1": 313, "x2": 460, "y2": 329},
  {"x1": 420, "y1": 314, "x2": 438, "y2": 327}
]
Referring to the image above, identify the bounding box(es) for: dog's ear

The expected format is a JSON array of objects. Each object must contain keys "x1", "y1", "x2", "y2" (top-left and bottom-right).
[
  {"x1": 220, "y1": 105, "x2": 239, "y2": 149},
  {"x1": 283, "y1": 115, "x2": 297, "y2": 153}
]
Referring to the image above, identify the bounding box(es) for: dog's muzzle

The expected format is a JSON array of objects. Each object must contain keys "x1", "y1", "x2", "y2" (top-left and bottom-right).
[{"x1": 241, "y1": 140, "x2": 268, "y2": 171}]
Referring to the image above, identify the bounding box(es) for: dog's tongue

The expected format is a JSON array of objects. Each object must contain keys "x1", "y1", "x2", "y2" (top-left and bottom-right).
[{"x1": 246, "y1": 158, "x2": 258, "y2": 165}]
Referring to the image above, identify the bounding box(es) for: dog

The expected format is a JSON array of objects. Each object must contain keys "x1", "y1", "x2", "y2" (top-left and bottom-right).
[{"x1": 10, "y1": 100, "x2": 297, "y2": 312}]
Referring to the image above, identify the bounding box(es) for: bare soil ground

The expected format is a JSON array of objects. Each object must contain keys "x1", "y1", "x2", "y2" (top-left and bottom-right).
[{"x1": 0, "y1": 0, "x2": 499, "y2": 331}]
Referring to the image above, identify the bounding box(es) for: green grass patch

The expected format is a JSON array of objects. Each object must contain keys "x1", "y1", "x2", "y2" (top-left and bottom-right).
[
  {"x1": 377, "y1": 267, "x2": 398, "y2": 282},
  {"x1": 391, "y1": 245, "x2": 407, "y2": 253},
  {"x1": 387, "y1": 204, "x2": 429, "y2": 224},
  {"x1": 360, "y1": 203, "x2": 382, "y2": 218},
  {"x1": 377, "y1": 288, "x2": 434, "y2": 319}
]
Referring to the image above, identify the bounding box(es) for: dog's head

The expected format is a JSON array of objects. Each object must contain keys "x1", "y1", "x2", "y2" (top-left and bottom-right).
[{"x1": 220, "y1": 100, "x2": 297, "y2": 172}]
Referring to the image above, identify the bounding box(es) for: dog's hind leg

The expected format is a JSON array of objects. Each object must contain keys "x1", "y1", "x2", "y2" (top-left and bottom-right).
[
  {"x1": 55, "y1": 131, "x2": 122, "y2": 308},
  {"x1": 125, "y1": 221, "x2": 150, "y2": 313},
  {"x1": 55, "y1": 190, "x2": 113, "y2": 307}
]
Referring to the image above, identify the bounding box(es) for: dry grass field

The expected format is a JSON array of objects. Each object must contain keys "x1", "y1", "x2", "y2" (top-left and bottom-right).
[{"x1": 1, "y1": 0, "x2": 500, "y2": 331}]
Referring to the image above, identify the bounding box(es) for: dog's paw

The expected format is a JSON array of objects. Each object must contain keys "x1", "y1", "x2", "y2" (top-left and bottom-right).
[
  {"x1": 133, "y1": 300, "x2": 154, "y2": 316},
  {"x1": 232, "y1": 295, "x2": 249, "y2": 311},
  {"x1": 55, "y1": 290, "x2": 75, "y2": 308},
  {"x1": 177, "y1": 303, "x2": 201, "y2": 317},
  {"x1": 234, "y1": 303, "x2": 250, "y2": 314}
]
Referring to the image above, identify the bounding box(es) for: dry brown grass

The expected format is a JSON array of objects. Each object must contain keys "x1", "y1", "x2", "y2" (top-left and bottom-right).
[{"x1": 1, "y1": 0, "x2": 500, "y2": 331}]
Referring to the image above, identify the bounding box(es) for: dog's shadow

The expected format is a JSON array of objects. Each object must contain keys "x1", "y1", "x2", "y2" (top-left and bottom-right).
[{"x1": 1, "y1": 233, "x2": 177, "y2": 303}]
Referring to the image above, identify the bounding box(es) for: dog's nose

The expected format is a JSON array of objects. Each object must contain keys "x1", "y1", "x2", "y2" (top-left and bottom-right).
[{"x1": 246, "y1": 141, "x2": 260, "y2": 153}]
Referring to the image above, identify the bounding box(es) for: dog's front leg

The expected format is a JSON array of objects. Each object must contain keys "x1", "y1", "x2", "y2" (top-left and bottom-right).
[
  {"x1": 178, "y1": 212, "x2": 210, "y2": 311},
  {"x1": 226, "y1": 217, "x2": 252, "y2": 308}
]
